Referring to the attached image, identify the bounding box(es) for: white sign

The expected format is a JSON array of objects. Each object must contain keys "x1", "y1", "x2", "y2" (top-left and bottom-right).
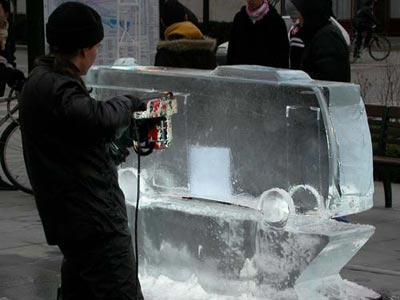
[{"x1": 44, "y1": 0, "x2": 159, "y2": 66}]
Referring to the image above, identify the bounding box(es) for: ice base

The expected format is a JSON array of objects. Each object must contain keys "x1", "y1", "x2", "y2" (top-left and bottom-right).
[{"x1": 126, "y1": 196, "x2": 377, "y2": 300}]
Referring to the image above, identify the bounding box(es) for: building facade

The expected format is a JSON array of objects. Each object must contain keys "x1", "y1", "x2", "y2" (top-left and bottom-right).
[
  {"x1": 17, "y1": 0, "x2": 400, "y2": 36},
  {"x1": 180, "y1": 0, "x2": 400, "y2": 35}
]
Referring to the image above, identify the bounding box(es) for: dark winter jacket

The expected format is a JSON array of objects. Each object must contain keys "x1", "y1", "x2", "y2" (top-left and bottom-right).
[
  {"x1": 155, "y1": 37, "x2": 217, "y2": 69},
  {"x1": 227, "y1": 5, "x2": 289, "y2": 68},
  {"x1": 353, "y1": 5, "x2": 377, "y2": 31},
  {"x1": 289, "y1": 22, "x2": 304, "y2": 70},
  {"x1": 290, "y1": 0, "x2": 350, "y2": 82},
  {"x1": 301, "y1": 23, "x2": 350, "y2": 82},
  {"x1": 155, "y1": 21, "x2": 217, "y2": 69},
  {"x1": 19, "y1": 56, "x2": 143, "y2": 246}
]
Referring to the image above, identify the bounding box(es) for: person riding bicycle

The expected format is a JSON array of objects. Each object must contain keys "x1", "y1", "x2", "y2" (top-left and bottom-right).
[{"x1": 352, "y1": 0, "x2": 377, "y2": 58}]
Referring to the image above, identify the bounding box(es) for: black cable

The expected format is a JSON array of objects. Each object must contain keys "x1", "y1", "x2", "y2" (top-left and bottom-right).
[
  {"x1": 135, "y1": 146, "x2": 140, "y2": 287},
  {"x1": 132, "y1": 118, "x2": 141, "y2": 291}
]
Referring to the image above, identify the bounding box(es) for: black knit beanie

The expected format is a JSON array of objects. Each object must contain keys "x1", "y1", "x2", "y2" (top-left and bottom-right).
[{"x1": 46, "y1": 2, "x2": 104, "y2": 51}]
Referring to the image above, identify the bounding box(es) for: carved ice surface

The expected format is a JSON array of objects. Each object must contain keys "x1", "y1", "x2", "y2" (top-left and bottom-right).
[
  {"x1": 189, "y1": 146, "x2": 232, "y2": 200},
  {"x1": 89, "y1": 65, "x2": 377, "y2": 299}
]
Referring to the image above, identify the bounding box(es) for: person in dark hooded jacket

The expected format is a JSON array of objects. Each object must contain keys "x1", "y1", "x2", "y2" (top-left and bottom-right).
[
  {"x1": 155, "y1": 0, "x2": 216, "y2": 69},
  {"x1": 19, "y1": 2, "x2": 144, "y2": 300},
  {"x1": 289, "y1": 0, "x2": 350, "y2": 82},
  {"x1": 227, "y1": 0, "x2": 289, "y2": 68}
]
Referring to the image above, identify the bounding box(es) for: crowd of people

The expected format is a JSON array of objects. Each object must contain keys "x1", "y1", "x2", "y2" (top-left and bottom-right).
[
  {"x1": 155, "y1": 0, "x2": 354, "y2": 83},
  {"x1": 0, "y1": 0, "x2": 376, "y2": 299}
]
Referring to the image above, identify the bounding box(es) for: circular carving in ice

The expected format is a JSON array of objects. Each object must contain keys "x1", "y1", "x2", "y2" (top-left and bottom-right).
[{"x1": 258, "y1": 188, "x2": 293, "y2": 229}]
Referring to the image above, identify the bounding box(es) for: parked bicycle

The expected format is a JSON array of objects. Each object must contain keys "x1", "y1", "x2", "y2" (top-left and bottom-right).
[
  {"x1": 349, "y1": 28, "x2": 391, "y2": 63},
  {"x1": 0, "y1": 88, "x2": 32, "y2": 194}
]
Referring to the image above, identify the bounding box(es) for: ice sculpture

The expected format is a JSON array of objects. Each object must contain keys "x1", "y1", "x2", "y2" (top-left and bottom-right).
[{"x1": 85, "y1": 65, "x2": 378, "y2": 299}]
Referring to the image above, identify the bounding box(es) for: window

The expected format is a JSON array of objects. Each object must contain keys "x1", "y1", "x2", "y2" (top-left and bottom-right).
[
  {"x1": 391, "y1": 0, "x2": 400, "y2": 18},
  {"x1": 332, "y1": 0, "x2": 351, "y2": 19}
]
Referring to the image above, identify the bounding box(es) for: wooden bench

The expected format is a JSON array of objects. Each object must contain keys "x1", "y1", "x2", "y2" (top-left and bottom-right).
[{"x1": 365, "y1": 104, "x2": 400, "y2": 208}]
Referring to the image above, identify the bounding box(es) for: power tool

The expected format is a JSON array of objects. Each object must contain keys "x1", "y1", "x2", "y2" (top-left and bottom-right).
[
  {"x1": 109, "y1": 92, "x2": 177, "y2": 164},
  {"x1": 132, "y1": 92, "x2": 178, "y2": 155}
]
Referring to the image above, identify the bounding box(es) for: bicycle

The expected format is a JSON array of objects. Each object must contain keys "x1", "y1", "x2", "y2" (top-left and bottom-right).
[
  {"x1": 0, "y1": 88, "x2": 32, "y2": 194},
  {"x1": 349, "y1": 28, "x2": 391, "y2": 63}
]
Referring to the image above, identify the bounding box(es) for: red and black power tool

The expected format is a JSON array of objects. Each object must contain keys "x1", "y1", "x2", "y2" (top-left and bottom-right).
[
  {"x1": 110, "y1": 92, "x2": 177, "y2": 164},
  {"x1": 132, "y1": 92, "x2": 178, "y2": 156}
]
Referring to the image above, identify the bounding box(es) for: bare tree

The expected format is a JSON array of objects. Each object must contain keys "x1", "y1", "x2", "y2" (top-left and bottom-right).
[
  {"x1": 352, "y1": 54, "x2": 400, "y2": 106},
  {"x1": 379, "y1": 57, "x2": 400, "y2": 106},
  {"x1": 354, "y1": 71, "x2": 373, "y2": 102}
]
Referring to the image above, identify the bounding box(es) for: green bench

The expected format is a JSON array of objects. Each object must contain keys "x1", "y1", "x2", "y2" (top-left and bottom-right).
[{"x1": 365, "y1": 104, "x2": 400, "y2": 208}]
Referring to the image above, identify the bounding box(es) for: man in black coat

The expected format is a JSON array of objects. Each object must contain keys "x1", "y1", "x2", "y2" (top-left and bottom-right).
[
  {"x1": 19, "y1": 2, "x2": 144, "y2": 299},
  {"x1": 227, "y1": 0, "x2": 289, "y2": 68},
  {"x1": 289, "y1": 0, "x2": 350, "y2": 82}
]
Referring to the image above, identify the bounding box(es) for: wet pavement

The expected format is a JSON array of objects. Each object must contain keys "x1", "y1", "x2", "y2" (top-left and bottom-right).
[
  {"x1": 0, "y1": 191, "x2": 62, "y2": 300},
  {"x1": 341, "y1": 182, "x2": 400, "y2": 300}
]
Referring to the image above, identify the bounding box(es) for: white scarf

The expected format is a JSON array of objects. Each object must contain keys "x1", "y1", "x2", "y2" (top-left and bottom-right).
[{"x1": 246, "y1": 0, "x2": 270, "y2": 24}]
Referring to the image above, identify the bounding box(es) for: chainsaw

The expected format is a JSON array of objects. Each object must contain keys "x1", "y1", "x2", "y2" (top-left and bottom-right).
[
  {"x1": 132, "y1": 92, "x2": 178, "y2": 156},
  {"x1": 110, "y1": 92, "x2": 177, "y2": 163}
]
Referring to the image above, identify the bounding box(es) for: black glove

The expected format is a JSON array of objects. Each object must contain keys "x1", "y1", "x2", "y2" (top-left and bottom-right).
[
  {"x1": 125, "y1": 95, "x2": 146, "y2": 112},
  {"x1": 5, "y1": 68, "x2": 25, "y2": 91},
  {"x1": 109, "y1": 141, "x2": 130, "y2": 166},
  {"x1": 110, "y1": 129, "x2": 133, "y2": 165}
]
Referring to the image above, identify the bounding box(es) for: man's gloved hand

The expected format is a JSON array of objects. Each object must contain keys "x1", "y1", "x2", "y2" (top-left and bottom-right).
[
  {"x1": 124, "y1": 95, "x2": 152, "y2": 143},
  {"x1": 125, "y1": 95, "x2": 146, "y2": 112}
]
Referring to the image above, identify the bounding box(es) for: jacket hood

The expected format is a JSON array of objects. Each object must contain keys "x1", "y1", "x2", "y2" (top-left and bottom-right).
[
  {"x1": 291, "y1": 0, "x2": 333, "y2": 41},
  {"x1": 291, "y1": 0, "x2": 332, "y2": 25}
]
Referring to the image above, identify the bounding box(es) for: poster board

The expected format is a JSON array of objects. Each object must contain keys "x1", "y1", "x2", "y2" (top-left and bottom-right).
[{"x1": 44, "y1": 0, "x2": 159, "y2": 66}]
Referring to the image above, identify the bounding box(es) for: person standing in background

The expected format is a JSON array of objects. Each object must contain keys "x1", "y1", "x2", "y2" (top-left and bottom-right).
[
  {"x1": 227, "y1": 0, "x2": 289, "y2": 68},
  {"x1": 155, "y1": 0, "x2": 216, "y2": 69},
  {"x1": 289, "y1": 0, "x2": 350, "y2": 82},
  {"x1": 288, "y1": 0, "x2": 350, "y2": 71}
]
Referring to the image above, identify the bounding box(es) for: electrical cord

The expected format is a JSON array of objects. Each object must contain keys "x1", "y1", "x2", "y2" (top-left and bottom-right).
[{"x1": 132, "y1": 117, "x2": 141, "y2": 291}]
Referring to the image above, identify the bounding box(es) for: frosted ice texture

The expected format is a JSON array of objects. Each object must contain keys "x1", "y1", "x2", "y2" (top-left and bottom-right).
[
  {"x1": 86, "y1": 65, "x2": 373, "y2": 217},
  {"x1": 88, "y1": 65, "x2": 376, "y2": 299}
]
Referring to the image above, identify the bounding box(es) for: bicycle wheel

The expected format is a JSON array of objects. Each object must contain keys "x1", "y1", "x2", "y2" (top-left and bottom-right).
[
  {"x1": 0, "y1": 121, "x2": 32, "y2": 194},
  {"x1": 369, "y1": 36, "x2": 391, "y2": 61}
]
